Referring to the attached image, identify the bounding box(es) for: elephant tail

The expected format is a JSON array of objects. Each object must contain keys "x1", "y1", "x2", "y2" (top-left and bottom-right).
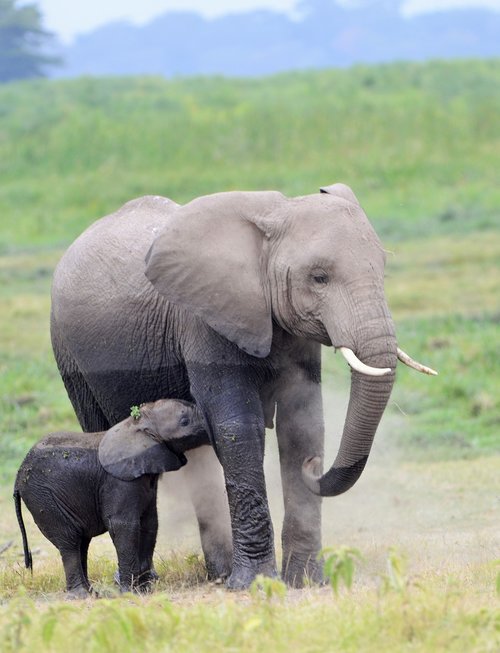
[{"x1": 13, "y1": 490, "x2": 33, "y2": 571}]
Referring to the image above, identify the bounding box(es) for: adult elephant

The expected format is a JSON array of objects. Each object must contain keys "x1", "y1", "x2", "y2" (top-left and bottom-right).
[{"x1": 50, "y1": 183, "x2": 435, "y2": 589}]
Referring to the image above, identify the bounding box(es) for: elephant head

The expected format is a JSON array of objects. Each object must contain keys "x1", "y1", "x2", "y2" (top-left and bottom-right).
[
  {"x1": 144, "y1": 184, "x2": 436, "y2": 496},
  {"x1": 98, "y1": 398, "x2": 208, "y2": 480}
]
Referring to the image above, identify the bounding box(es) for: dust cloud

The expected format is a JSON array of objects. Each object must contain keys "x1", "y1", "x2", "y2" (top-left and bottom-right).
[{"x1": 158, "y1": 364, "x2": 499, "y2": 580}]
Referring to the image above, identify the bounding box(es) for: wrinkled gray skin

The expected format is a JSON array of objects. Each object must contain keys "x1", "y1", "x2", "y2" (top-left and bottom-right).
[
  {"x1": 50, "y1": 184, "x2": 397, "y2": 589},
  {"x1": 14, "y1": 399, "x2": 208, "y2": 598}
]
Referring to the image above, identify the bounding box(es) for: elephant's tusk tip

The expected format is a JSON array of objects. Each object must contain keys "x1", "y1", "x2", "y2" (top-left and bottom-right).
[{"x1": 397, "y1": 347, "x2": 438, "y2": 376}]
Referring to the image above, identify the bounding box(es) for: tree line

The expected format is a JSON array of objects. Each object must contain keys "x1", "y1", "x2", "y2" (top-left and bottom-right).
[{"x1": 0, "y1": 0, "x2": 60, "y2": 83}]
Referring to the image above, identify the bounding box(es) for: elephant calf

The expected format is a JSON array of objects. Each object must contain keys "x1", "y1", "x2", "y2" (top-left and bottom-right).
[{"x1": 14, "y1": 398, "x2": 208, "y2": 598}]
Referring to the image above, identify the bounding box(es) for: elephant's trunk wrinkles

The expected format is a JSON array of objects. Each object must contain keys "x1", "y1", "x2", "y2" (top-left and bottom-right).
[
  {"x1": 303, "y1": 302, "x2": 397, "y2": 497},
  {"x1": 191, "y1": 404, "x2": 210, "y2": 437}
]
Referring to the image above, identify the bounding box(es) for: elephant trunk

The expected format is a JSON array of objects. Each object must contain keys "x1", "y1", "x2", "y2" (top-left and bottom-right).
[
  {"x1": 191, "y1": 404, "x2": 210, "y2": 438},
  {"x1": 303, "y1": 302, "x2": 397, "y2": 497}
]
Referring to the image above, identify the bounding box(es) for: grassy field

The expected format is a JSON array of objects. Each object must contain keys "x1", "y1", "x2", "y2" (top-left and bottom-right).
[
  {"x1": 1, "y1": 59, "x2": 499, "y2": 252},
  {"x1": 0, "y1": 570, "x2": 497, "y2": 653},
  {"x1": 0, "y1": 59, "x2": 499, "y2": 650}
]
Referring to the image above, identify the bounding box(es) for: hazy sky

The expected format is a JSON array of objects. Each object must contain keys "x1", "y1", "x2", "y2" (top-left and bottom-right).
[{"x1": 35, "y1": 0, "x2": 500, "y2": 43}]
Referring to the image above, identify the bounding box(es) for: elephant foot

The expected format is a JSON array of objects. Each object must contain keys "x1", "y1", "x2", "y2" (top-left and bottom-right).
[
  {"x1": 114, "y1": 568, "x2": 158, "y2": 592},
  {"x1": 131, "y1": 582, "x2": 154, "y2": 594},
  {"x1": 282, "y1": 553, "x2": 324, "y2": 588},
  {"x1": 66, "y1": 585, "x2": 92, "y2": 600},
  {"x1": 225, "y1": 557, "x2": 277, "y2": 591},
  {"x1": 137, "y1": 568, "x2": 159, "y2": 588},
  {"x1": 205, "y1": 547, "x2": 233, "y2": 583}
]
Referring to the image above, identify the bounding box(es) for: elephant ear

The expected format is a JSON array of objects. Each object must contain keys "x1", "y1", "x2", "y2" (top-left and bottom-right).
[
  {"x1": 145, "y1": 191, "x2": 282, "y2": 358},
  {"x1": 98, "y1": 417, "x2": 187, "y2": 481},
  {"x1": 320, "y1": 183, "x2": 360, "y2": 206}
]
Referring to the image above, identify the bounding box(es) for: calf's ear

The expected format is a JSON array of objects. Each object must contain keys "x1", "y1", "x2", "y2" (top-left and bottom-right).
[{"x1": 98, "y1": 418, "x2": 187, "y2": 481}]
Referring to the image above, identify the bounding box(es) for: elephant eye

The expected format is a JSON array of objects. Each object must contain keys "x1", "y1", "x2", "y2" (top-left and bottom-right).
[
  {"x1": 179, "y1": 416, "x2": 190, "y2": 427},
  {"x1": 312, "y1": 273, "x2": 329, "y2": 285}
]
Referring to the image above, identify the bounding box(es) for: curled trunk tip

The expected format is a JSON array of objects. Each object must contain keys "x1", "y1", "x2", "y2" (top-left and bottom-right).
[
  {"x1": 301, "y1": 456, "x2": 322, "y2": 495},
  {"x1": 302, "y1": 454, "x2": 369, "y2": 497}
]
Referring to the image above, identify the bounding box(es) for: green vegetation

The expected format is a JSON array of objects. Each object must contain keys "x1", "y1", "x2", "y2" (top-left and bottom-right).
[
  {"x1": 130, "y1": 405, "x2": 141, "y2": 420},
  {"x1": 0, "y1": 60, "x2": 498, "y2": 651},
  {"x1": 0, "y1": 559, "x2": 497, "y2": 653},
  {"x1": 1, "y1": 59, "x2": 499, "y2": 251},
  {"x1": 321, "y1": 546, "x2": 364, "y2": 595}
]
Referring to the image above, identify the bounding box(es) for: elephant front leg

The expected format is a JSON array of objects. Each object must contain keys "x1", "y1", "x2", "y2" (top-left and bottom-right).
[
  {"x1": 217, "y1": 419, "x2": 277, "y2": 590},
  {"x1": 138, "y1": 502, "x2": 159, "y2": 590},
  {"x1": 275, "y1": 343, "x2": 325, "y2": 587},
  {"x1": 108, "y1": 517, "x2": 142, "y2": 592},
  {"x1": 222, "y1": 453, "x2": 277, "y2": 589},
  {"x1": 190, "y1": 368, "x2": 276, "y2": 590}
]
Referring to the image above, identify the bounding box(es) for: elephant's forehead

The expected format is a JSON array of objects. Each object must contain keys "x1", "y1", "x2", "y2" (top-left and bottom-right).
[
  {"x1": 149, "y1": 401, "x2": 188, "y2": 423},
  {"x1": 283, "y1": 206, "x2": 383, "y2": 259},
  {"x1": 151, "y1": 398, "x2": 188, "y2": 414}
]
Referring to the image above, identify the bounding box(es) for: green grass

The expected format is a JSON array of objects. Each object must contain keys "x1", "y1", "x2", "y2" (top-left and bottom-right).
[
  {"x1": 1, "y1": 59, "x2": 499, "y2": 251},
  {"x1": 0, "y1": 561, "x2": 497, "y2": 653},
  {"x1": 0, "y1": 249, "x2": 78, "y2": 482},
  {"x1": 0, "y1": 548, "x2": 208, "y2": 600},
  {"x1": 390, "y1": 313, "x2": 499, "y2": 457}
]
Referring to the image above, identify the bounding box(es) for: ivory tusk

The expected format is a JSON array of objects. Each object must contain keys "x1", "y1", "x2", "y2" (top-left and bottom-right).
[
  {"x1": 339, "y1": 347, "x2": 392, "y2": 376},
  {"x1": 397, "y1": 347, "x2": 438, "y2": 376}
]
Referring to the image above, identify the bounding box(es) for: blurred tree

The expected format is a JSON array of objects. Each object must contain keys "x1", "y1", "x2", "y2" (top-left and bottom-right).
[{"x1": 0, "y1": 0, "x2": 61, "y2": 82}]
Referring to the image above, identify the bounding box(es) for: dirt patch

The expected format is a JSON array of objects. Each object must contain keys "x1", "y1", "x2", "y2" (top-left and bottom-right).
[{"x1": 157, "y1": 383, "x2": 499, "y2": 583}]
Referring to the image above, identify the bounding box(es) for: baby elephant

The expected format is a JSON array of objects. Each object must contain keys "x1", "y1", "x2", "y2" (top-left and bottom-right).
[{"x1": 14, "y1": 398, "x2": 209, "y2": 598}]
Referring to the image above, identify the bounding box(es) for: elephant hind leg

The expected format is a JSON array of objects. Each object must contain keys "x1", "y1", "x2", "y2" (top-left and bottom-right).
[
  {"x1": 181, "y1": 446, "x2": 233, "y2": 581},
  {"x1": 79, "y1": 536, "x2": 91, "y2": 587},
  {"x1": 51, "y1": 323, "x2": 110, "y2": 432},
  {"x1": 60, "y1": 541, "x2": 92, "y2": 598},
  {"x1": 274, "y1": 350, "x2": 325, "y2": 588},
  {"x1": 65, "y1": 369, "x2": 109, "y2": 432}
]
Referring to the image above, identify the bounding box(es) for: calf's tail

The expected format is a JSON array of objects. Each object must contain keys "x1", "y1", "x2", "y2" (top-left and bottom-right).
[{"x1": 13, "y1": 490, "x2": 33, "y2": 571}]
